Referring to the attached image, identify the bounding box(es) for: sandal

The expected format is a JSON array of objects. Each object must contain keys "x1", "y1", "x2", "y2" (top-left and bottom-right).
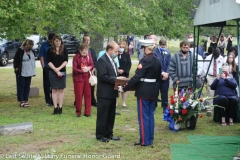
[
  {"x1": 24, "y1": 102, "x2": 30, "y2": 107},
  {"x1": 229, "y1": 122, "x2": 234, "y2": 126},
  {"x1": 221, "y1": 122, "x2": 227, "y2": 126},
  {"x1": 19, "y1": 102, "x2": 25, "y2": 107}
]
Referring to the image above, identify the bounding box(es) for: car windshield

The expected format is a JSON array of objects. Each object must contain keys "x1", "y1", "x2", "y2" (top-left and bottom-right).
[{"x1": 0, "y1": 38, "x2": 7, "y2": 45}]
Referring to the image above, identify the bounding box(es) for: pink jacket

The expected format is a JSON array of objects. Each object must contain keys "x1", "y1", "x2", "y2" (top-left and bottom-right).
[{"x1": 72, "y1": 53, "x2": 94, "y2": 81}]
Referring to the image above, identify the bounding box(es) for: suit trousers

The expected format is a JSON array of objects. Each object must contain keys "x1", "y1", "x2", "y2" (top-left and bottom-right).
[
  {"x1": 206, "y1": 75, "x2": 216, "y2": 105},
  {"x1": 157, "y1": 79, "x2": 169, "y2": 111},
  {"x1": 96, "y1": 97, "x2": 116, "y2": 139},
  {"x1": 74, "y1": 74, "x2": 91, "y2": 115},
  {"x1": 43, "y1": 67, "x2": 52, "y2": 104},
  {"x1": 91, "y1": 85, "x2": 97, "y2": 105},
  {"x1": 137, "y1": 98, "x2": 155, "y2": 146}
]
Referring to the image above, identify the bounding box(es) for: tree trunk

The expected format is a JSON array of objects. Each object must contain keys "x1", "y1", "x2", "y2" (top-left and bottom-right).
[{"x1": 90, "y1": 33, "x2": 104, "y2": 57}]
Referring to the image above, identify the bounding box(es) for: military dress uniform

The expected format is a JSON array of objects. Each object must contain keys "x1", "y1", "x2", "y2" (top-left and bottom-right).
[{"x1": 123, "y1": 49, "x2": 161, "y2": 146}]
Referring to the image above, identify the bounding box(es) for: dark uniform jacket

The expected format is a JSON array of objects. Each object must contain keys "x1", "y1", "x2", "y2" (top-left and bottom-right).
[
  {"x1": 123, "y1": 53, "x2": 161, "y2": 99},
  {"x1": 96, "y1": 53, "x2": 118, "y2": 99}
]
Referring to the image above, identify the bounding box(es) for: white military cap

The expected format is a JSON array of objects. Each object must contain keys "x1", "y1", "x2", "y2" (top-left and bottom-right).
[{"x1": 139, "y1": 39, "x2": 154, "y2": 47}]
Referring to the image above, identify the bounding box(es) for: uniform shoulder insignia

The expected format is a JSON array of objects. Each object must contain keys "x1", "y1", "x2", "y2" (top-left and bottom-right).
[{"x1": 137, "y1": 63, "x2": 142, "y2": 69}]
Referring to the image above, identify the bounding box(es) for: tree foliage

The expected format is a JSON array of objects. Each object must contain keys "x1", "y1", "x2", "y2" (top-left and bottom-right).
[{"x1": 0, "y1": 0, "x2": 195, "y2": 39}]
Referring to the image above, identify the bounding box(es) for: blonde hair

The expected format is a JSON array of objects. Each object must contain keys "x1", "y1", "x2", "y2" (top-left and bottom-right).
[
  {"x1": 145, "y1": 45, "x2": 156, "y2": 51},
  {"x1": 118, "y1": 40, "x2": 128, "y2": 53},
  {"x1": 21, "y1": 39, "x2": 34, "y2": 46}
]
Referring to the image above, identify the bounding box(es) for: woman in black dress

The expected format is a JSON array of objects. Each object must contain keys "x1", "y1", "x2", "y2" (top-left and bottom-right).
[
  {"x1": 210, "y1": 34, "x2": 217, "y2": 49},
  {"x1": 226, "y1": 35, "x2": 233, "y2": 52},
  {"x1": 116, "y1": 40, "x2": 132, "y2": 107},
  {"x1": 47, "y1": 35, "x2": 68, "y2": 114}
]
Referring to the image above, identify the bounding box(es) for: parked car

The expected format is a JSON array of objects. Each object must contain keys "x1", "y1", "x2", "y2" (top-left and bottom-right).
[
  {"x1": 34, "y1": 34, "x2": 80, "y2": 57},
  {"x1": 61, "y1": 34, "x2": 80, "y2": 54},
  {"x1": 0, "y1": 39, "x2": 22, "y2": 66},
  {"x1": 27, "y1": 34, "x2": 46, "y2": 59}
]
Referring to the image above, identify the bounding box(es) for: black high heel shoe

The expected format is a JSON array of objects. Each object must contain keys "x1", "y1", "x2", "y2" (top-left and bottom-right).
[
  {"x1": 53, "y1": 107, "x2": 58, "y2": 115},
  {"x1": 58, "y1": 107, "x2": 62, "y2": 114}
]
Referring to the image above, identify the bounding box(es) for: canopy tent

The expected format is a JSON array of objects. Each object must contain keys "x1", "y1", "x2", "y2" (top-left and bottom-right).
[{"x1": 190, "y1": 0, "x2": 240, "y2": 93}]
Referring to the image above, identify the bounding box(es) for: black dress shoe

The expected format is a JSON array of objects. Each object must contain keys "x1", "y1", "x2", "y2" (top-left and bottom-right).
[
  {"x1": 98, "y1": 137, "x2": 109, "y2": 143},
  {"x1": 84, "y1": 114, "x2": 91, "y2": 117},
  {"x1": 115, "y1": 112, "x2": 121, "y2": 115},
  {"x1": 109, "y1": 136, "x2": 120, "y2": 141},
  {"x1": 134, "y1": 142, "x2": 153, "y2": 147}
]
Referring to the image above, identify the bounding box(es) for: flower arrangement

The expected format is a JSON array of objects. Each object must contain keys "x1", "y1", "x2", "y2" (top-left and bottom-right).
[{"x1": 163, "y1": 86, "x2": 217, "y2": 132}]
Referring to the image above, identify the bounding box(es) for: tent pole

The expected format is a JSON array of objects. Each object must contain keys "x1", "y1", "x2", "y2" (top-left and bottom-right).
[
  {"x1": 193, "y1": 26, "x2": 196, "y2": 90},
  {"x1": 237, "y1": 19, "x2": 240, "y2": 85},
  {"x1": 199, "y1": 26, "x2": 223, "y2": 98}
]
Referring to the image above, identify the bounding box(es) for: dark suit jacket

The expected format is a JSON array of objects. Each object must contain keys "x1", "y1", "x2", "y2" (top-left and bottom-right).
[
  {"x1": 96, "y1": 54, "x2": 118, "y2": 98},
  {"x1": 153, "y1": 48, "x2": 171, "y2": 73},
  {"x1": 89, "y1": 48, "x2": 97, "y2": 67}
]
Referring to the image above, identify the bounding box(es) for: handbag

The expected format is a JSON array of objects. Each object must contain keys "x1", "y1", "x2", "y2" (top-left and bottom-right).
[{"x1": 89, "y1": 71, "x2": 97, "y2": 86}]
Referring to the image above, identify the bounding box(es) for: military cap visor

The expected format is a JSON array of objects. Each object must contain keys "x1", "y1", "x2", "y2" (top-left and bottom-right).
[{"x1": 139, "y1": 40, "x2": 154, "y2": 48}]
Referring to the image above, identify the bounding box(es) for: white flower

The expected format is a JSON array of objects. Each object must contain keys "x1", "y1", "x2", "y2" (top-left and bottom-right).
[
  {"x1": 174, "y1": 110, "x2": 179, "y2": 113},
  {"x1": 163, "y1": 51, "x2": 168, "y2": 55},
  {"x1": 191, "y1": 101, "x2": 198, "y2": 108},
  {"x1": 170, "y1": 105, "x2": 173, "y2": 109}
]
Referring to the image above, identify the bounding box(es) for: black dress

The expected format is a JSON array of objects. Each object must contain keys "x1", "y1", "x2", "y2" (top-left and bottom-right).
[
  {"x1": 118, "y1": 52, "x2": 132, "y2": 78},
  {"x1": 226, "y1": 39, "x2": 233, "y2": 51},
  {"x1": 47, "y1": 48, "x2": 68, "y2": 89},
  {"x1": 210, "y1": 42, "x2": 217, "y2": 49}
]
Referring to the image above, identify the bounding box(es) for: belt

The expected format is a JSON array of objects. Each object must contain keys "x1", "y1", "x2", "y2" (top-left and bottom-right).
[
  {"x1": 140, "y1": 78, "x2": 156, "y2": 82},
  {"x1": 208, "y1": 74, "x2": 215, "y2": 77}
]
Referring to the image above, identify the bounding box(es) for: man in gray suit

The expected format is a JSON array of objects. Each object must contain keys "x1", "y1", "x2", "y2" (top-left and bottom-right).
[{"x1": 96, "y1": 41, "x2": 123, "y2": 142}]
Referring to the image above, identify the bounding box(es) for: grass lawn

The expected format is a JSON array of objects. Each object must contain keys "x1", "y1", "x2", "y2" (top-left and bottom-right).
[{"x1": 0, "y1": 53, "x2": 239, "y2": 159}]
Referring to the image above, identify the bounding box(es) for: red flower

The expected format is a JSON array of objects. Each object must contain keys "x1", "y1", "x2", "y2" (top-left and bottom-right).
[
  {"x1": 170, "y1": 95, "x2": 174, "y2": 100},
  {"x1": 199, "y1": 114, "x2": 203, "y2": 118},
  {"x1": 183, "y1": 97, "x2": 187, "y2": 101},
  {"x1": 178, "y1": 117, "x2": 182, "y2": 122},
  {"x1": 170, "y1": 99, "x2": 175, "y2": 105},
  {"x1": 182, "y1": 109, "x2": 188, "y2": 115},
  {"x1": 199, "y1": 98, "x2": 203, "y2": 102},
  {"x1": 170, "y1": 110, "x2": 174, "y2": 115}
]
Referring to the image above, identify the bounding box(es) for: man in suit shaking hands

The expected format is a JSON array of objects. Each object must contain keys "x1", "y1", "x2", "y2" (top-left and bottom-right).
[{"x1": 96, "y1": 41, "x2": 123, "y2": 142}]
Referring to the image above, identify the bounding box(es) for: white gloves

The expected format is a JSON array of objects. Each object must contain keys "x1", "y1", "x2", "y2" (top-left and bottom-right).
[{"x1": 118, "y1": 86, "x2": 124, "y2": 92}]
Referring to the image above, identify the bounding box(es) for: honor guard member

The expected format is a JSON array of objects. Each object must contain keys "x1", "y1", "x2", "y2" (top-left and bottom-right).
[{"x1": 121, "y1": 40, "x2": 161, "y2": 147}]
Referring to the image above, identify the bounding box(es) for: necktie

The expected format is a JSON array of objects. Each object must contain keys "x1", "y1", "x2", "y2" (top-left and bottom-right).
[
  {"x1": 213, "y1": 58, "x2": 217, "y2": 76},
  {"x1": 111, "y1": 59, "x2": 117, "y2": 76}
]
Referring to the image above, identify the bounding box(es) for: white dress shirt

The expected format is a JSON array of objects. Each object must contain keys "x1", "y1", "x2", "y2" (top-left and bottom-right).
[{"x1": 204, "y1": 54, "x2": 225, "y2": 76}]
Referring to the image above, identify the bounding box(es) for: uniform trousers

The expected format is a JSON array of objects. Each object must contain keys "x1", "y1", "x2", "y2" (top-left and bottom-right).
[
  {"x1": 74, "y1": 73, "x2": 91, "y2": 115},
  {"x1": 96, "y1": 97, "x2": 116, "y2": 139},
  {"x1": 137, "y1": 98, "x2": 155, "y2": 146}
]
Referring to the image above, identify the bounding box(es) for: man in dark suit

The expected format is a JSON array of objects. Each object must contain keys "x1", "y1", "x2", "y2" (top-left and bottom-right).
[
  {"x1": 153, "y1": 39, "x2": 171, "y2": 112},
  {"x1": 96, "y1": 41, "x2": 123, "y2": 142}
]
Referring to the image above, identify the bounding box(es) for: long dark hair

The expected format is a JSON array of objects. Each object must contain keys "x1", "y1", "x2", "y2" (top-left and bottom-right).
[
  {"x1": 226, "y1": 52, "x2": 237, "y2": 72},
  {"x1": 51, "y1": 35, "x2": 64, "y2": 55}
]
